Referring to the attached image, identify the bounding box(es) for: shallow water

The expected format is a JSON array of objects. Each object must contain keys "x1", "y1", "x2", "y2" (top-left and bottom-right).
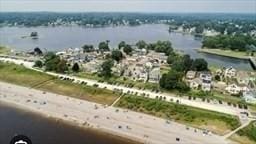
[{"x1": 0, "y1": 102, "x2": 138, "y2": 144}]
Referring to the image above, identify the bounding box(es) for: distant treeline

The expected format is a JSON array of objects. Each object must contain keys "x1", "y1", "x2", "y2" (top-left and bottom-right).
[
  {"x1": 202, "y1": 35, "x2": 256, "y2": 51},
  {"x1": 0, "y1": 12, "x2": 255, "y2": 32}
]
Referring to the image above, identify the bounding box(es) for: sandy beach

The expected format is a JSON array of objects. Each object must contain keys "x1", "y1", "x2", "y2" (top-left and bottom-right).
[{"x1": 0, "y1": 81, "x2": 230, "y2": 144}]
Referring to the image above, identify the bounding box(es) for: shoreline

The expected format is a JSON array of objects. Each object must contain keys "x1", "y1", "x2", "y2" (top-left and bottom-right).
[
  {"x1": 196, "y1": 48, "x2": 256, "y2": 70},
  {"x1": 0, "y1": 86, "x2": 144, "y2": 144},
  {"x1": 196, "y1": 48, "x2": 250, "y2": 60},
  {"x1": 0, "y1": 101, "x2": 140, "y2": 144},
  {"x1": 0, "y1": 81, "x2": 229, "y2": 144}
]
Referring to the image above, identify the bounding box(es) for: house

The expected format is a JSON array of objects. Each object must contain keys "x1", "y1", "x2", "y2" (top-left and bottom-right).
[
  {"x1": 133, "y1": 48, "x2": 147, "y2": 56},
  {"x1": 148, "y1": 67, "x2": 161, "y2": 83},
  {"x1": 200, "y1": 72, "x2": 212, "y2": 82},
  {"x1": 147, "y1": 51, "x2": 168, "y2": 64},
  {"x1": 213, "y1": 81, "x2": 227, "y2": 91},
  {"x1": 189, "y1": 78, "x2": 200, "y2": 89},
  {"x1": 200, "y1": 72, "x2": 212, "y2": 91},
  {"x1": 202, "y1": 83, "x2": 211, "y2": 91},
  {"x1": 124, "y1": 65, "x2": 148, "y2": 82},
  {"x1": 237, "y1": 71, "x2": 250, "y2": 85},
  {"x1": 186, "y1": 71, "x2": 197, "y2": 80},
  {"x1": 225, "y1": 84, "x2": 241, "y2": 95},
  {"x1": 243, "y1": 90, "x2": 256, "y2": 104},
  {"x1": 224, "y1": 67, "x2": 236, "y2": 78},
  {"x1": 83, "y1": 60, "x2": 103, "y2": 73}
]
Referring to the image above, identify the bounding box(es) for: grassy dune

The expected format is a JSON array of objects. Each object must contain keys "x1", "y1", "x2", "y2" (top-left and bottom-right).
[
  {"x1": 230, "y1": 121, "x2": 256, "y2": 144},
  {"x1": 116, "y1": 95, "x2": 241, "y2": 135},
  {"x1": 0, "y1": 62, "x2": 119, "y2": 105}
]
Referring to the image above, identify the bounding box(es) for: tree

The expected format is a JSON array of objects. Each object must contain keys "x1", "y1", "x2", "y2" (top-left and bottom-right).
[
  {"x1": 99, "y1": 59, "x2": 114, "y2": 77},
  {"x1": 167, "y1": 53, "x2": 178, "y2": 65},
  {"x1": 56, "y1": 59, "x2": 68, "y2": 73},
  {"x1": 172, "y1": 60, "x2": 185, "y2": 72},
  {"x1": 195, "y1": 25, "x2": 204, "y2": 34},
  {"x1": 118, "y1": 41, "x2": 126, "y2": 49},
  {"x1": 34, "y1": 60, "x2": 43, "y2": 68},
  {"x1": 34, "y1": 47, "x2": 43, "y2": 55},
  {"x1": 72, "y1": 63, "x2": 80, "y2": 72},
  {"x1": 123, "y1": 44, "x2": 133, "y2": 55},
  {"x1": 136, "y1": 40, "x2": 147, "y2": 49},
  {"x1": 111, "y1": 50, "x2": 123, "y2": 62},
  {"x1": 159, "y1": 70, "x2": 183, "y2": 89},
  {"x1": 182, "y1": 54, "x2": 193, "y2": 72},
  {"x1": 44, "y1": 52, "x2": 59, "y2": 71},
  {"x1": 82, "y1": 44, "x2": 94, "y2": 52},
  {"x1": 98, "y1": 41, "x2": 110, "y2": 51},
  {"x1": 191, "y1": 58, "x2": 208, "y2": 71},
  {"x1": 215, "y1": 75, "x2": 221, "y2": 81},
  {"x1": 154, "y1": 41, "x2": 173, "y2": 55},
  {"x1": 44, "y1": 52, "x2": 68, "y2": 73},
  {"x1": 177, "y1": 82, "x2": 190, "y2": 92}
]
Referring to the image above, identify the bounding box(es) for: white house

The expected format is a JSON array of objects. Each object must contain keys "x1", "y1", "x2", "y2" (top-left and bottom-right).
[
  {"x1": 225, "y1": 84, "x2": 241, "y2": 95},
  {"x1": 200, "y1": 72, "x2": 212, "y2": 91},
  {"x1": 202, "y1": 83, "x2": 211, "y2": 91},
  {"x1": 243, "y1": 90, "x2": 256, "y2": 104},
  {"x1": 224, "y1": 67, "x2": 236, "y2": 78},
  {"x1": 148, "y1": 67, "x2": 161, "y2": 83},
  {"x1": 186, "y1": 71, "x2": 197, "y2": 80}
]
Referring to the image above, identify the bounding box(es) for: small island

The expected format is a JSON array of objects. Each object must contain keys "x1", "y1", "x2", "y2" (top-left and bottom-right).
[{"x1": 30, "y1": 32, "x2": 38, "y2": 39}]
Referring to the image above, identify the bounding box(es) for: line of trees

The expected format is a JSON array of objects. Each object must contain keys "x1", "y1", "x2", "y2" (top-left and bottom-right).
[
  {"x1": 161, "y1": 47, "x2": 208, "y2": 92},
  {"x1": 202, "y1": 35, "x2": 256, "y2": 51},
  {"x1": 33, "y1": 52, "x2": 80, "y2": 73}
]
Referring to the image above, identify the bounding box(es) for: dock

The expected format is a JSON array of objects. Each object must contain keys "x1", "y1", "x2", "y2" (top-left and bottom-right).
[{"x1": 249, "y1": 57, "x2": 256, "y2": 70}]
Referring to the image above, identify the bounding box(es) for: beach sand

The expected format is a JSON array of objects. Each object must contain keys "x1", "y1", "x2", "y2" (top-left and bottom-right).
[{"x1": 0, "y1": 81, "x2": 229, "y2": 144}]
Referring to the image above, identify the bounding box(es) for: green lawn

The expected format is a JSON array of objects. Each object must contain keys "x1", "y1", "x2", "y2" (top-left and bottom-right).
[
  {"x1": 116, "y1": 95, "x2": 241, "y2": 135},
  {"x1": 187, "y1": 90, "x2": 245, "y2": 103},
  {"x1": 0, "y1": 62, "x2": 119, "y2": 105},
  {"x1": 0, "y1": 46, "x2": 10, "y2": 54},
  {"x1": 197, "y1": 48, "x2": 250, "y2": 59},
  {"x1": 37, "y1": 79, "x2": 120, "y2": 105},
  {"x1": 230, "y1": 121, "x2": 256, "y2": 144},
  {"x1": 0, "y1": 62, "x2": 54, "y2": 87}
]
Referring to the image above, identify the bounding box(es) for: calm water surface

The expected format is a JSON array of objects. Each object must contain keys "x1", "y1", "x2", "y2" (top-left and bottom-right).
[
  {"x1": 0, "y1": 103, "x2": 138, "y2": 144},
  {"x1": 0, "y1": 24, "x2": 252, "y2": 70}
]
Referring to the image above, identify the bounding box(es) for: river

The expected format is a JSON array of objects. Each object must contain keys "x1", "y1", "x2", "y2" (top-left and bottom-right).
[
  {"x1": 0, "y1": 102, "x2": 138, "y2": 144},
  {"x1": 0, "y1": 24, "x2": 252, "y2": 70}
]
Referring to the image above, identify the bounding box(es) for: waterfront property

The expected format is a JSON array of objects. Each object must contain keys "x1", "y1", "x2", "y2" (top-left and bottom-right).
[
  {"x1": 186, "y1": 71, "x2": 212, "y2": 92},
  {"x1": 224, "y1": 67, "x2": 237, "y2": 78},
  {"x1": 0, "y1": 24, "x2": 254, "y2": 70},
  {"x1": 243, "y1": 90, "x2": 256, "y2": 104}
]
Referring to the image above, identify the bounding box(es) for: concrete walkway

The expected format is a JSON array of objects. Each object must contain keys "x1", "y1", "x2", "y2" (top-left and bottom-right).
[{"x1": 223, "y1": 119, "x2": 254, "y2": 139}]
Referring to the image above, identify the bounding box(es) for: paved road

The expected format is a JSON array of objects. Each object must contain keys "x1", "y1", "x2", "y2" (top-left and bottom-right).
[{"x1": 0, "y1": 57, "x2": 249, "y2": 117}]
